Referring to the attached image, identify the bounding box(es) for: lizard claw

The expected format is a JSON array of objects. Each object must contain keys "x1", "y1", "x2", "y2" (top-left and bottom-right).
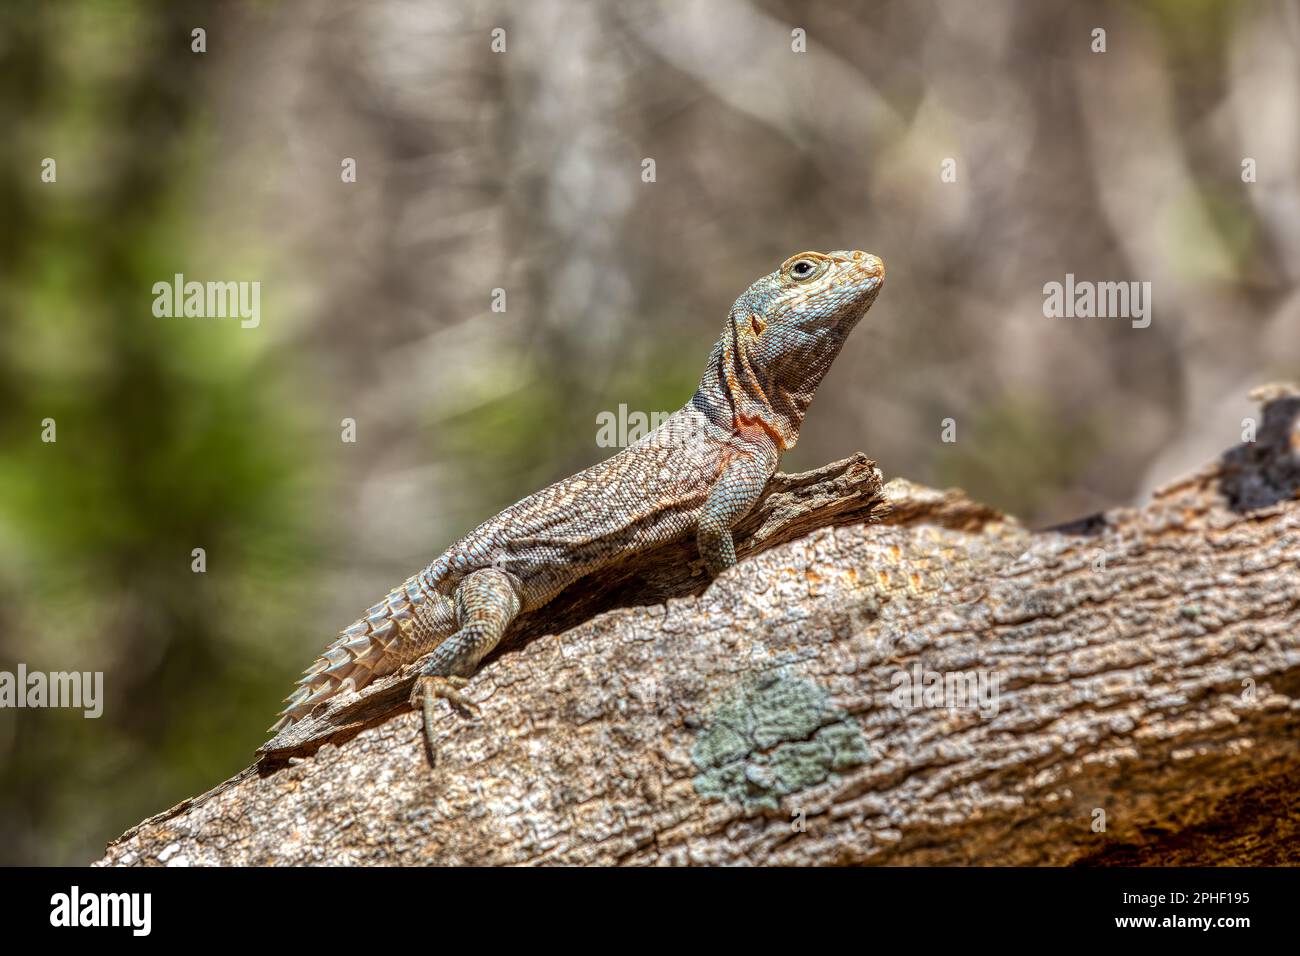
[
  {"x1": 412, "y1": 674, "x2": 480, "y2": 717},
  {"x1": 410, "y1": 675, "x2": 480, "y2": 767}
]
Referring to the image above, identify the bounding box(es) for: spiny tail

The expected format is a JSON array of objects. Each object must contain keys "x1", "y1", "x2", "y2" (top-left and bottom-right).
[{"x1": 269, "y1": 572, "x2": 455, "y2": 734}]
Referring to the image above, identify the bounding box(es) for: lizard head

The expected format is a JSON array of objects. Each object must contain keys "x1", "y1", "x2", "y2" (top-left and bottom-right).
[
  {"x1": 698, "y1": 249, "x2": 884, "y2": 450},
  {"x1": 712, "y1": 251, "x2": 883, "y2": 447},
  {"x1": 752, "y1": 249, "x2": 885, "y2": 338}
]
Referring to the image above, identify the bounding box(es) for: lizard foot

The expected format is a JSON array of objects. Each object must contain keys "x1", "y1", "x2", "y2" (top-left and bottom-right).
[{"x1": 410, "y1": 675, "x2": 479, "y2": 767}]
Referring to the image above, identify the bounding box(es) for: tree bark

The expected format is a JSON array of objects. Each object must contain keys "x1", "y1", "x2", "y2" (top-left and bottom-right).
[{"x1": 97, "y1": 386, "x2": 1300, "y2": 866}]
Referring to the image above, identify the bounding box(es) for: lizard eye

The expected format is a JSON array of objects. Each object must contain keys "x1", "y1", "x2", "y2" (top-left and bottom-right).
[{"x1": 787, "y1": 258, "x2": 822, "y2": 282}]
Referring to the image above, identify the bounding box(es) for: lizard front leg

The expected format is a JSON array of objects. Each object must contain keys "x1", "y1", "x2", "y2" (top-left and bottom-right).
[
  {"x1": 409, "y1": 566, "x2": 522, "y2": 765},
  {"x1": 697, "y1": 443, "x2": 778, "y2": 575}
]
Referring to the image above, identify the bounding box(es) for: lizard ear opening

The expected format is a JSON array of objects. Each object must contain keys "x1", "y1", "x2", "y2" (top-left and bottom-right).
[{"x1": 749, "y1": 313, "x2": 766, "y2": 336}]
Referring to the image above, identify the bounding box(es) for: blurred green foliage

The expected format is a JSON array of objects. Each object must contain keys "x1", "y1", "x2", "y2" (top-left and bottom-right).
[{"x1": 0, "y1": 1, "x2": 326, "y2": 865}]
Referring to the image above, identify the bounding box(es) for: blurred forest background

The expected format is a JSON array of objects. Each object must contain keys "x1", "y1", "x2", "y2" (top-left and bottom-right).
[{"x1": 1, "y1": 0, "x2": 1298, "y2": 865}]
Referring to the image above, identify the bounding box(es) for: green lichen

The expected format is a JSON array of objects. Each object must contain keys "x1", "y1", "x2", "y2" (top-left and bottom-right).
[{"x1": 691, "y1": 672, "x2": 870, "y2": 811}]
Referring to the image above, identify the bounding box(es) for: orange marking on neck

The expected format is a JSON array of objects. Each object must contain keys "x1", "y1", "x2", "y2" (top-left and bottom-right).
[{"x1": 735, "y1": 411, "x2": 788, "y2": 450}]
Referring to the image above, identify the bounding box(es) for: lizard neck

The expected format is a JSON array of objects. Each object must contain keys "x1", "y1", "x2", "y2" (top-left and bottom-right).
[{"x1": 691, "y1": 307, "x2": 848, "y2": 452}]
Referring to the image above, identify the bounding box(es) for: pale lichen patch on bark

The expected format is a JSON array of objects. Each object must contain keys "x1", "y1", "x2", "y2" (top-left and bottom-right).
[{"x1": 690, "y1": 671, "x2": 870, "y2": 810}]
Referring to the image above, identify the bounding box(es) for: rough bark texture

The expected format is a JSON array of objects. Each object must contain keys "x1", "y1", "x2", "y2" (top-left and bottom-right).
[{"x1": 97, "y1": 386, "x2": 1300, "y2": 866}]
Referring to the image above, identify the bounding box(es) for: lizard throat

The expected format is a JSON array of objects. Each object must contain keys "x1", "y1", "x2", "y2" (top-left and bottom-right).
[{"x1": 696, "y1": 315, "x2": 836, "y2": 452}]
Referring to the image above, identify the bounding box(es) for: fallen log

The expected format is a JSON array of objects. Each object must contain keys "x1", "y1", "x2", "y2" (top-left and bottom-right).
[{"x1": 97, "y1": 386, "x2": 1300, "y2": 866}]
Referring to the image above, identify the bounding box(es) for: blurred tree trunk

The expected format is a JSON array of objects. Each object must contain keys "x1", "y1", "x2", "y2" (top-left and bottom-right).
[{"x1": 98, "y1": 387, "x2": 1300, "y2": 866}]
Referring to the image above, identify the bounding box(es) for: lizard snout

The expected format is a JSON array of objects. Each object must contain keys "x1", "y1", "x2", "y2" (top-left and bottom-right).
[{"x1": 850, "y1": 251, "x2": 885, "y2": 283}]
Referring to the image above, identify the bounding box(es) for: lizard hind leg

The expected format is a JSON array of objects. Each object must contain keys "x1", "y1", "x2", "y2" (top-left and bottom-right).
[{"x1": 409, "y1": 566, "x2": 522, "y2": 765}]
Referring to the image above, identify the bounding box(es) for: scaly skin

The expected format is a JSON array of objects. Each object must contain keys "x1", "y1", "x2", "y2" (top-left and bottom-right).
[{"x1": 272, "y1": 250, "x2": 885, "y2": 762}]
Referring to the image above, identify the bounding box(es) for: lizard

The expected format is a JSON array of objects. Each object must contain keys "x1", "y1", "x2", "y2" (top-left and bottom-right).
[{"x1": 270, "y1": 249, "x2": 885, "y2": 763}]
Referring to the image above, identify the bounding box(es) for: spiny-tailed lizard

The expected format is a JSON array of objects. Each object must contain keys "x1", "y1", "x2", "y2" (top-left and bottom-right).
[{"x1": 271, "y1": 250, "x2": 885, "y2": 762}]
